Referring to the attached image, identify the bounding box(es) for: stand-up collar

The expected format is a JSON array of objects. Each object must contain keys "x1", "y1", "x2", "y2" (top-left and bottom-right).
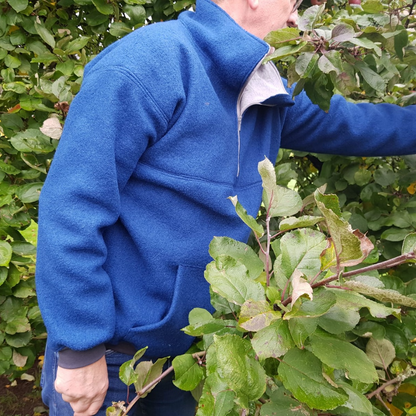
[{"x1": 179, "y1": 0, "x2": 270, "y2": 91}]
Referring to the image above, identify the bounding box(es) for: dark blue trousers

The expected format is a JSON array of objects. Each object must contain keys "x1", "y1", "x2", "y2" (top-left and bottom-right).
[{"x1": 41, "y1": 345, "x2": 197, "y2": 416}]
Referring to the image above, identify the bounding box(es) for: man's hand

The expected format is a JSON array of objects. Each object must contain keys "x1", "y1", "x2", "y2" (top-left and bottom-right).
[{"x1": 55, "y1": 355, "x2": 109, "y2": 416}]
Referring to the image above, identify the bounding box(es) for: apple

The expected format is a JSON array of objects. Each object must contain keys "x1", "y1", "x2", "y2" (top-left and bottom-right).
[
  {"x1": 311, "y1": 0, "x2": 326, "y2": 4},
  {"x1": 348, "y1": 0, "x2": 362, "y2": 5}
]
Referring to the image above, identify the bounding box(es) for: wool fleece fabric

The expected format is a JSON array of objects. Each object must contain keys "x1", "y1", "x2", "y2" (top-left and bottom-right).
[{"x1": 36, "y1": 0, "x2": 416, "y2": 367}]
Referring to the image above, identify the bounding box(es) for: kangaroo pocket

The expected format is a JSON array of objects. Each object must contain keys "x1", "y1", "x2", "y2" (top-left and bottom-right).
[{"x1": 124, "y1": 264, "x2": 213, "y2": 358}]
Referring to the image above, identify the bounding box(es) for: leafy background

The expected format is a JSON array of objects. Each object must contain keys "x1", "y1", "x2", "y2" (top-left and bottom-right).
[{"x1": 1, "y1": 0, "x2": 416, "y2": 414}]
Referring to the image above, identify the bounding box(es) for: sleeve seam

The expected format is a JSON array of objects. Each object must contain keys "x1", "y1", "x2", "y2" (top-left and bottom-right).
[{"x1": 88, "y1": 66, "x2": 170, "y2": 128}]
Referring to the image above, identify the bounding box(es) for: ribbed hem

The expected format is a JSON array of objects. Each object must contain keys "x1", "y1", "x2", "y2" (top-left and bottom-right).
[{"x1": 58, "y1": 344, "x2": 106, "y2": 369}]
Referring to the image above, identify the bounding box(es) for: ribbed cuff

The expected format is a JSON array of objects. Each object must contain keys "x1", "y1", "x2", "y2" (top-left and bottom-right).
[{"x1": 58, "y1": 344, "x2": 106, "y2": 369}]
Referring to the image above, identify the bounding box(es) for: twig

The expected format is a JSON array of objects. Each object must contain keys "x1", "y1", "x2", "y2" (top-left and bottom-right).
[
  {"x1": 367, "y1": 368, "x2": 416, "y2": 400},
  {"x1": 265, "y1": 191, "x2": 273, "y2": 286},
  {"x1": 121, "y1": 351, "x2": 206, "y2": 416},
  {"x1": 375, "y1": 393, "x2": 392, "y2": 415},
  {"x1": 281, "y1": 251, "x2": 416, "y2": 306},
  {"x1": 122, "y1": 365, "x2": 174, "y2": 415}
]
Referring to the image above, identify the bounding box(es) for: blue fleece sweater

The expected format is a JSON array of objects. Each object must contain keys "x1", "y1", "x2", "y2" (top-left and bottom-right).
[{"x1": 36, "y1": 0, "x2": 416, "y2": 365}]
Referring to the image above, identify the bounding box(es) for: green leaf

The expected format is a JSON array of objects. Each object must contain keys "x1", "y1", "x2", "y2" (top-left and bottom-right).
[
  {"x1": 350, "y1": 37, "x2": 382, "y2": 57},
  {"x1": 279, "y1": 216, "x2": 324, "y2": 231},
  {"x1": 7, "y1": 0, "x2": 28, "y2": 13},
  {"x1": 258, "y1": 157, "x2": 302, "y2": 217},
  {"x1": 15, "y1": 182, "x2": 43, "y2": 203},
  {"x1": 308, "y1": 331, "x2": 378, "y2": 383},
  {"x1": 64, "y1": 36, "x2": 91, "y2": 54},
  {"x1": 394, "y1": 29, "x2": 408, "y2": 61},
  {"x1": 34, "y1": 18, "x2": 55, "y2": 49},
  {"x1": 260, "y1": 387, "x2": 311, "y2": 416},
  {"x1": 0, "y1": 267, "x2": 8, "y2": 286},
  {"x1": 251, "y1": 319, "x2": 294, "y2": 360},
  {"x1": 318, "y1": 54, "x2": 339, "y2": 75},
  {"x1": 337, "y1": 381, "x2": 374, "y2": 416},
  {"x1": 304, "y1": 73, "x2": 332, "y2": 111},
  {"x1": 327, "y1": 289, "x2": 401, "y2": 319},
  {"x1": 10, "y1": 129, "x2": 55, "y2": 154},
  {"x1": 385, "y1": 325, "x2": 408, "y2": 357},
  {"x1": 331, "y1": 23, "x2": 356, "y2": 42},
  {"x1": 214, "y1": 334, "x2": 266, "y2": 401},
  {"x1": 298, "y1": 4, "x2": 325, "y2": 31},
  {"x1": 402, "y1": 233, "x2": 416, "y2": 258},
  {"x1": 209, "y1": 237, "x2": 263, "y2": 279},
  {"x1": 204, "y1": 256, "x2": 265, "y2": 306},
  {"x1": 354, "y1": 169, "x2": 372, "y2": 187},
  {"x1": 182, "y1": 308, "x2": 229, "y2": 337},
  {"x1": 318, "y1": 305, "x2": 360, "y2": 335},
  {"x1": 119, "y1": 346, "x2": 147, "y2": 385},
  {"x1": 0, "y1": 160, "x2": 21, "y2": 175},
  {"x1": 366, "y1": 338, "x2": 396, "y2": 369},
  {"x1": 196, "y1": 372, "x2": 235, "y2": 416},
  {"x1": 109, "y1": 22, "x2": 132, "y2": 38},
  {"x1": 5, "y1": 331, "x2": 32, "y2": 348},
  {"x1": 381, "y1": 227, "x2": 412, "y2": 242},
  {"x1": 52, "y1": 76, "x2": 73, "y2": 102},
  {"x1": 265, "y1": 43, "x2": 308, "y2": 63},
  {"x1": 275, "y1": 228, "x2": 327, "y2": 281},
  {"x1": 11, "y1": 242, "x2": 36, "y2": 256},
  {"x1": 353, "y1": 321, "x2": 386, "y2": 340},
  {"x1": 4, "y1": 54, "x2": 21, "y2": 69},
  {"x1": 374, "y1": 167, "x2": 396, "y2": 187},
  {"x1": 209, "y1": 287, "x2": 240, "y2": 315},
  {"x1": 228, "y1": 196, "x2": 263, "y2": 238},
  {"x1": 288, "y1": 317, "x2": 318, "y2": 348},
  {"x1": 85, "y1": 9, "x2": 110, "y2": 26},
  {"x1": 0, "y1": 241, "x2": 13, "y2": 267},
  {"x1": 134, "y1": 357, "x2": 168, "y2": 397},
  {"x1": 315, "y1": 189, "x2": 369, "y2": 267},
  {"x1": 361, "y1": 0, "x2": 384, "y2": 13},
  {"x1": 13, "y1": 281, "x2": 35, "y2": 298},
  {"x1": 6, "y1": 264, "x2": 21, "y2": 289},
  {"x1": 295, "y1": 52, "x2": 319, "y2": 78},
  {"x1": 278, "y1": 348, "x2": 348, "y2": 410},
  {"x1": 124, "y1": 4, "x2": 146, "y2": 25},
  {"x1": 5, "y1": 316, "x2": 30, "y2": 335},
  {"x1": 344, "y1": 281, "x2": 416, "y2": 308},
  {"x1": 172, "y1": 354, "x2": 204, "y2": 391},
  {"x1": 264, "y1": 28, "x2": 300, "y2": 47},
  {"x1": 355, "y1": 61, "x2": 386, "y2": 91},
  {"x1": 284, "y1": 288, "x2": 336, "y2": 320},
  {"x1": 238, "y1": 300, "x2": 281, "y2": 332},
  {"x1": 92, "y1": 0, "x2": 113, "y2": 14},
  {"x1": 3, "y1": 82, "x2": 27, "y2": 94}
]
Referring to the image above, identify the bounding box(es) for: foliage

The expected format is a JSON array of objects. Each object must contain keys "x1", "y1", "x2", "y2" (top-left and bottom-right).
[
  {"x1": 266, "y1": 0, "x2": 416, "y2": 111},
  {"x1": 0, "y1": 3, "x2": 415, "y2": 415},
  {"x1": 114, "y1": 157, "x2": 416, "y2": 416}
]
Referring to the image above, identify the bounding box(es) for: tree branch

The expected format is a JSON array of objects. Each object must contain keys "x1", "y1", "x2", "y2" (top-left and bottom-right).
[
  {"x1": 121, "y1": 351, "x2": 206, "y2": 416},
  {"x1": 280, "y1": 252, "x2": 416, "y2": 307},
  {"x1": 367, "y1": 368, "x2": 416, "y2": 400}
]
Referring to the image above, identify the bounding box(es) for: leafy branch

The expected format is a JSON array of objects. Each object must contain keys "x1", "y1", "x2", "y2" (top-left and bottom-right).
[{"x1": 110, "y1": 157, "x2": 416, "y2": 415}]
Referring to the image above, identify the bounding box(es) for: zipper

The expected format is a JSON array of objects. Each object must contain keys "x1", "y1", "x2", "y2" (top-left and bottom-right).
[
  {"x1": 235, "y1": 47, "x2": 284, "y2": 177},
  {"x1": 235, "y1": 53, "x2": 269, "y2": 177}
]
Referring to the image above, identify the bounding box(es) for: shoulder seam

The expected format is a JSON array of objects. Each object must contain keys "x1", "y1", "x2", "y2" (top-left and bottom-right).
[{"x1": 89, "y1": 66, "x2": 170, "y2": 127}]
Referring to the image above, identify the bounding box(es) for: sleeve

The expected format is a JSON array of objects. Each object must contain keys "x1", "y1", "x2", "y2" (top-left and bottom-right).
[
  {"x1": 36, "y1": 66, "x2": 169, "y2": 358},
  {"x1": 280, "y1": 87, "x2": 416, "y2": 157}
]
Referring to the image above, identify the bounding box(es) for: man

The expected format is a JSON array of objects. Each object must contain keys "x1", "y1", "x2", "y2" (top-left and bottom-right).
[{"x1": 36, "y1": 0, "x2": 416, "y2": 414}]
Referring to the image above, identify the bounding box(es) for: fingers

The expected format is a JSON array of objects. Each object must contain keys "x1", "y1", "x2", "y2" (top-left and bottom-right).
[{"x1": 61, "y1": 392, "x2": 106, "y2": 416}]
